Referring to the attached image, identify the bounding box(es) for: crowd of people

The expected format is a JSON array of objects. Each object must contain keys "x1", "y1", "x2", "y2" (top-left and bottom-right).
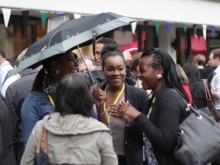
[{"x1": 0, "y1": 36, "x2": 220, "y2": 165}]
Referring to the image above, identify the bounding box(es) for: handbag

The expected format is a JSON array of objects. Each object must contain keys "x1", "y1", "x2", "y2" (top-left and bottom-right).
[
  {"x1": 203, "y1": 81, "x2": 220, "y2": 122},
  {"x1": 173, "y1": 91, "x2": 220, "y2": 165},
  {"x1": 34, "y1": 124, "x2": 48, "y2": 165}
]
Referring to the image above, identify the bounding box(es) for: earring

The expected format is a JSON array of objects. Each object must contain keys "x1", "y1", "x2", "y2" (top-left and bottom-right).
[
  {"x1": 157, "y1": 74, "x2": 162, "y2": 80},
  {"x1": 56, "y1": 70, "x2": 59, "y2": 74}
]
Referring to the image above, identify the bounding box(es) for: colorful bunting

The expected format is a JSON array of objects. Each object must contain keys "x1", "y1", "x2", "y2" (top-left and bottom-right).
[
  {"x1": 131, "y1": 22, "x2": 137, "y2": 34},
  {"x1": 166, "y1": 22, "x2": 172, "y2": 35},
  {"x1": 119, "y1": 27, "x2": 123, "y2": 31},
  {"x1": 40, "y1": 11, "x2": 48, "y2": 29},
  {"x1": 183, "y1": 24, "x2": 188, "y2": 34},
  {"x1": 2, "y1": 8, "x2": 11, "y2": 28},
  {"x1": 202, "y1": 25, "x2": 207, "y2": 40},
  {"x1": 211, "y1": 26, "x2": 216, "y2": 39},
  {"x1": 155, "y1": 21, "x2": 160, "y2": 36},
  {"x1": 57, "y1": 12, "x2": 65, "y2": 17},
  {"x1": 73, "y1": 13, "x2": 81, "y2": 19}
]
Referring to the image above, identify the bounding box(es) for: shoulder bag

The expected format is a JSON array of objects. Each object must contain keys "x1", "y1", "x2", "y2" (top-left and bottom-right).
[
  {"x1": 203, "y1": 80, "x2": 220, "y2": 122},
  {"x1": 34, "y1": 124, "x2": 48, "y2": 165},
  {"x1": 173, "y1": 90, "x2": 220, "y2": 165}
]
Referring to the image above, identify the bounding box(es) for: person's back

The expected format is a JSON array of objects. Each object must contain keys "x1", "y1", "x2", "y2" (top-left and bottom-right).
[
  {"x1": 21, "y1": 74, "x2": 117, "y2": 165},
  {"x1": 0, "y1": 94, "x2": 17, "y2": 165},
  {"x1": 183, "y1": 63, "x2": 207, "y2": 109},
  {"x1": 5, "y1": 68, "x2": 39, "y2": 163}
]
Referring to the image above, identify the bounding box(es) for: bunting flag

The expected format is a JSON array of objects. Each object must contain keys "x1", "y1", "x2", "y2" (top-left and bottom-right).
[
  {"x1": 57, "y1": 12, "x2": 65, "y2": 17},
  {"x1": 131, "y1": 22, "x2": 137, "y2": 34},
  {"x1": 73, "y1": 13, "x2": 81, "y2": 19},
  {"x1": 211, "y1": 26, "x2": 216, "y2": 39},
  {"x1": 155, "y1": 21, "x2": 160, "y2": 36},
  {"x1": 166, "y1": 22, "x2": 172, "y2": 35},
  {"x1": 202, "y1": 25, "x2": 207, "y2": 40},
  {"x1": 183, "y1": 24, "x2": 188, "y2": 34},
  {"x1": 22, "y1": 10, "x2": 29, "y2": 26},
  {"x1": 119, "y1": 27, "x2": 123, "y2": 31},
  {"x1": 40, "y1": 11, "x2": 48, "y2": 29},
  {"x1": 2, "y1": 8, "x2": 11, "y2": 28}
]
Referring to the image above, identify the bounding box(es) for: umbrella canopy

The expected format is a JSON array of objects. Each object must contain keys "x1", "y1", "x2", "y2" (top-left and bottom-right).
[{"x1": 17, "y1": 12, "x2": 136, "y2": 72}]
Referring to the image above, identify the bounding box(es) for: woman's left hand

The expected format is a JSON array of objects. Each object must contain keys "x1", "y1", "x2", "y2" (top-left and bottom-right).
[{"x1": 118, "y1": 101, "x2": 141, "y2": 120}]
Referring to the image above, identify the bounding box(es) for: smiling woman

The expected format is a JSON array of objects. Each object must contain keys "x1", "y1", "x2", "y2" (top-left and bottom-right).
[
  {"x1": 97, "y1": 44, "x2": 150, "y2": 165},
  {"x1": 21, "y1": 50, "x2": 79, "y2": 147}
]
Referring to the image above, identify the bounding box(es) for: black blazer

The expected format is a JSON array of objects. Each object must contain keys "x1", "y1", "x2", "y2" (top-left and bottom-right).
[
  {"x1": 134, "y1": 88, "x2": 188, "y2": 165},
  {"x1": 101, "y1": 83, "x2": 150, "y2": 165}
]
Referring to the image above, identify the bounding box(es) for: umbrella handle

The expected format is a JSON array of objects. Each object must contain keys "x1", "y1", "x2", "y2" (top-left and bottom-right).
[
  {"x1": 92, "y1": 31, "x2": 97, "y2": 61},
  {"x1": 77, "y1": 45, "x2": 96, "y2": 86}
]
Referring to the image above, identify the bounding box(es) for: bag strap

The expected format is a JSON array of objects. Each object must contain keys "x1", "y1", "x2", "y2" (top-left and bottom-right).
[
  {"x1": 171, "y1": 89, "x2": 201, "y2": 118},
  {"x1": 36, "y1": 124, "x2": 48, "y2": 154},
  {"x1": 203, "y1": 81, "x2": 212, "y2": 100}
]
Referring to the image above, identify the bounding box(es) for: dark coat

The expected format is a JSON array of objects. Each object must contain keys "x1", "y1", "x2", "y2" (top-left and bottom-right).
[
  {"x1": 134, "y1": 88, "x2": 188, "y2": 165},
  {"x1": 101, "y1": 83, "x2": 150, "y2": 165},
  {"x1": 0, "y1": 94, "x2": 16, "y2": 165},
  {"x1": 5, "y1": 68, "x2": 38, "y2": 163}
]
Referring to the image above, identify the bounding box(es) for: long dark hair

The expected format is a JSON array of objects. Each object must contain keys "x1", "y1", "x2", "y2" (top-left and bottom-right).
[
  {"x1": 183, "y1": 63, "x2": 201, "y2": 83},
  {"x1": 55, "y1": 74, "x2": 93, "y2": 117},
  {"x1": 141, "y1": 48, "x2": 188, "y2": 101}
]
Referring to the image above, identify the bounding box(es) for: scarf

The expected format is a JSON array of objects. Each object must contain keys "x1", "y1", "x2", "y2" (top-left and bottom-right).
[{"x1": 42, "y1": 74, "x2": 58, "y2": 99}]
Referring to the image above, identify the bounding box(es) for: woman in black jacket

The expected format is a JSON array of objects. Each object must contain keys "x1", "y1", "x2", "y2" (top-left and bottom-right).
[
  {"x1": 119, "y1": 48, "x2": 189, "y2": 165},
  {"x1": 0, "y1": 94, "x2": 16, "y2": 165}
]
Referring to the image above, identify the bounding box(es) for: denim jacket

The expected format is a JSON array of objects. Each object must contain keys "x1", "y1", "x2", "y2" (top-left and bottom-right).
[
  {"x1": 21, "y1": 90, "x2": 98, "y2": 147},
  {"x1": 21, "y1": 90, "x2": 54, "y2": 146}
]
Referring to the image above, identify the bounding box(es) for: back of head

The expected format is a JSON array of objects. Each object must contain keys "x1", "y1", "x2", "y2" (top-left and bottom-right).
[
  {"x1": 176, "y1": 64, "x2": 189, "y2": 84},
  {"x1": 183, "y1": 63, "x2": 200, "y2": 83},
  {"x1": 101, "y1": 43, "x2": 125, "y2": 69},
  {"x1": 97, "y1": 38, "x2": 119, "y2": 48},
  {"x1": 0, "y1": 49, "x2": 6, "y2": 58},
  {"x1": 194, "y1": 54, "x2": 206, "y2": 66},
  {"x1": 211, "y1": 48, "x2": 220, "y2": 59},
  {"x1": 55, "y1": 74, "x2": 93, "y2": 117}
]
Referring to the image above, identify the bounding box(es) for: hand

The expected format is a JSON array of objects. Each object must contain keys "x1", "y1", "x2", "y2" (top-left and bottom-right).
[
  {"x1": 123, "y1": 48, "x2": 138, "y2": 61},
  {"x1": 91, "y1": 85, "x2": 106, "y2": 113},
  {"x1": 118, "y1": 100, "x2": 141, "y2": 121},
  {"x1": 106, "y1": 104, "x2": 120, "y2": 118}
]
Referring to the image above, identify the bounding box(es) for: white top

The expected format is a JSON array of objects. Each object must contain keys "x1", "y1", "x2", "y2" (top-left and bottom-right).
[
  {"x1": 1, "y1": 73, "x2": 20, "y2": 97},
  {"x1": 211, "y1": 65, "x2": 220, "y2": 109},
  {"x1": 0, "y1": 61, "x2": 13, "y2": 91}
]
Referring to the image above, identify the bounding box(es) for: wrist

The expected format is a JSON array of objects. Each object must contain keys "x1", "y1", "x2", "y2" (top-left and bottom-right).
[{"x1": 97, "y1": 110, "x2": 106, "y2": 116}]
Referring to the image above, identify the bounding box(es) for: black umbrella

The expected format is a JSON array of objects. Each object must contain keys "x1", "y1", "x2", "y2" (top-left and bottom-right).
[{"x1": 17, "y1": 12, "x2": 136, "y2": 73}]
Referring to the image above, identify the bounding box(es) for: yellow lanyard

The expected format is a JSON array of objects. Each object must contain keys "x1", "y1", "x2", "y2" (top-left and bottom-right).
[
  {"x1": 144, "y1": 96, "x2": 156, "y2": 140},
  {"x1": 147, "y1": 96, "x2": 156, "y2": 119},
  {"x1": 104, "y1": 83, "x2": 125, "y2": 122},
  {"x1": 48, "y1": 94, "x2": 55, "y2": 107}
]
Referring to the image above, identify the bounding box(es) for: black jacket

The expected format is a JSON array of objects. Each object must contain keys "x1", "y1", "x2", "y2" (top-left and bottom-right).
[
  {"x1": 0, "y1": 94, "x2": 16, "y2": 165},
  {"x1": 134, "y1": 88, "x2": 188, "y2": 165}
]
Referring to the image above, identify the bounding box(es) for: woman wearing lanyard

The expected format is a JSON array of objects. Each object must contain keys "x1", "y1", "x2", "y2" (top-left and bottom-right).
[
  {"x1": 118, "y1": 48, "x2": 189, "y2": 165},
  {"x1": 97, "y1": 44, "x2": 150, "y2": 165}
]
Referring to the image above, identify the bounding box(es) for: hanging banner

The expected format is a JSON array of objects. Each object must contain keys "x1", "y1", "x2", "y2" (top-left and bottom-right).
[
  {"x1": 166, "y1": 22, "x2": 172, "y2": 35},
  {"x1": 202, "y1": 25, "x2": 207, "y2": 40},
  {"x1": 211, "y1": 26, "x2": 216, "y2": 39},
  {"x1": 22, "y1": 10, "x2": 29, "y2": 26},
  {"x1": 40, "y1": 11, "x2": 48, "y2": 29},
  {"x1": 131, "y1": 22, "x2": 137, "y2": 34},
  {"x1": 57, "y1": 12, "x2": 65, "y2": 17},
  {"x1": 155, "y1": 21, "x2": 160, "y2": 36},
  {"x1": 183, "y1": 24, "x2": 188, "y2": 34},
  {"x1": 2, "y1": 8, "x2": 11, "y2": 28},
  {"x1": 73, "y1": 13, "x2": 81, "y2": 19}
]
